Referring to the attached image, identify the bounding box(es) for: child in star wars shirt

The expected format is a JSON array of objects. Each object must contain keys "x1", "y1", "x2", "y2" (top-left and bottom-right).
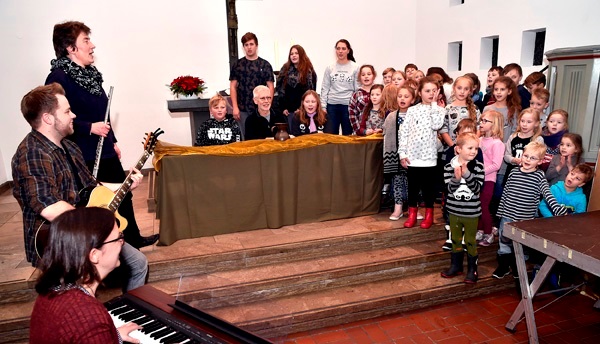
[{"x1": 195, "y1": 94, "x2": 242, "y2": 146}]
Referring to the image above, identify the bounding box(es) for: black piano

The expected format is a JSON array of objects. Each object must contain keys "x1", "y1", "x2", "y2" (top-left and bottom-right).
[{"x1": 105, "y1": 285, "x2": 273, "y2": 344}]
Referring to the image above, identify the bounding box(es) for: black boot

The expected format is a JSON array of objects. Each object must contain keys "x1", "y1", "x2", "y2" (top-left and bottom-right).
[
  {"x1": 492, "y1": 254, "x2": 511, "y2": 279},
  {"x1": 441, "y1": 251, "x2": 464, "y2": 278},
  {"x1": 464, "y1": 254, "x2": 479, "y2": 284}
]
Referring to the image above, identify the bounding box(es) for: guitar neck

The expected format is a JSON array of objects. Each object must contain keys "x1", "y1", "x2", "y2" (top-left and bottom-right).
[{"x1": 109, "y1": 150, "x2": 151, "y2": 212}]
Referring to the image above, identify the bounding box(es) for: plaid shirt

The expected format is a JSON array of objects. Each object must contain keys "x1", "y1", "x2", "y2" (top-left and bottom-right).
[
  {"x1": 348, "y1": 88, "x2": 370, "y2": 135},
  {"x1": 11, "y1": 130, "x2": 96, "y2": 266}
]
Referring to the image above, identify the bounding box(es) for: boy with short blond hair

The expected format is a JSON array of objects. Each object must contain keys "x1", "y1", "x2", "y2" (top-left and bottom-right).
[
  {"x1": 530, "y1": 88, "x2": 550, "y2": 128},
  {"x1": 493, "y1": 141, "x2": 567, "y2": 279}
]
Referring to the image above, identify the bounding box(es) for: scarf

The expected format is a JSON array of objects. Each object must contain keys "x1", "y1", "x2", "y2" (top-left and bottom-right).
[
  {"x1": 50, "y1": 57, "x2": 104, "y2": 96},
  {"x1": 543, "y1": 130, "x2": 566, "y2": 149}
]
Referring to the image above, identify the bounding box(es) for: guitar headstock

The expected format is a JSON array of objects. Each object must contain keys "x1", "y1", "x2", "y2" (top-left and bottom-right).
[{"x1": 142, "y1": 128, "x2": 164, "y2": 154}]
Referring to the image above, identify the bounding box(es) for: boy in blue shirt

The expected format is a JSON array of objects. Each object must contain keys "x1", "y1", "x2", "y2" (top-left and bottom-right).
[{"x1": 539, "y1": 163, "x2": 594, "y2": 217}]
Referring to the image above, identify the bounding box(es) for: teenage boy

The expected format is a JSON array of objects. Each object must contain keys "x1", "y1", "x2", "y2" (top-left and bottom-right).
[
  {"x1": 503, "y1": 63, "x2": 531, "y2": 112},
  {"x1": 229, "y1": 32, "x2": 274, "y2": 139},
  {"x1": 492, "y1": 141, "x2": 567, "y2": 279}
]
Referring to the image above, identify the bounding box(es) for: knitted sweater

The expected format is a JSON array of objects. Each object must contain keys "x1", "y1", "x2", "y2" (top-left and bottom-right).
[
  {"x1": 444, "y1": 156, "x2": 485, "y2": 217},
  {"x1": 383, "y1": 110, "x2": 405, "y2": 174},
  {"x1": 29, "y1": 289, "x2": 119, "y2": 343},
  {"x1": 497, "y1": 168, "x2": 567, "y2": 221},
  {"x1": 398, "y1": 103, "x2": 445, "y2": 167}
]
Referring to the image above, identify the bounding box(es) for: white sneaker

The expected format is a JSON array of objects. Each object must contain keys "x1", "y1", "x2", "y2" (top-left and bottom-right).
[{"x1": 389, "y1": 213, "x2": 403, "y2": 221}]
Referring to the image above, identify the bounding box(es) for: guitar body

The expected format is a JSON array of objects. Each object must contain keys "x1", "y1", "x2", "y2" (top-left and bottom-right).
[
  {"x1": 33, "y1": 128, "x2": 163, "y2": 260},
  {"x1": 86, "y1": 184, "x2": 128, "y2": 231}
]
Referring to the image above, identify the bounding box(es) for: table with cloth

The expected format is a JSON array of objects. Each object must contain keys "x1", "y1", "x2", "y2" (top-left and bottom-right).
[{"x1": 152, "y1": 134, "x2": 384, "y2": 245}]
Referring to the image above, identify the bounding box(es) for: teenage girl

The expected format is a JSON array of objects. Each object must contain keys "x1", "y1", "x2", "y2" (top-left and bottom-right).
[
  {"x1": 357, "y1": 84, "x2": 384, "y2": 136},
  {"x1": 541, "y1": 109, "x2": 569, "y2": 171},
  {"x1": 384, "y1": 86, "x2": 416, "y2": 220},
  {"x1": 382, "y1": 67, "x2": 395, "y2": 86},
  {"x1": 483, "y1": 76, "x2": 521, "y2": 143},
  {"x1": 321, "y1": 39, "x2": 358, "y2": 135},
  {"x1": 476, "y1": 110, "x2": 505, "y2": 247},
  {"x1": 349, "y1": 65, "x2": 376, "y2": 135},
  {"x1": 391, "y1": 71, "x2": 406, "y2": 88},
  {"x1": 399, "y1": 76, "x2": 446, "y2": 229},
  {"x1": 291, "y1": 90, "x2": 327, "y2": 136},
  {"x1": 440, "y1": 132, "x2": 485, "y2": 284},
  {"x1": 546, "y1": 132, "x2": 585, "y2": 186}
]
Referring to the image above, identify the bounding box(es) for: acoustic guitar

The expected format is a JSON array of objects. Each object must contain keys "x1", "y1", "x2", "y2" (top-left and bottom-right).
[{"x1": 34, "y1": 128, "x2": 164, "y2": 259}]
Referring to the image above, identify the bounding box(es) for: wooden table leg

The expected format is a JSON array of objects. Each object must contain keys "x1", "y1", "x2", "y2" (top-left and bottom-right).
[
  {"x1": 505, "y1": 256, "x2": 556, "y2": 332},
  {"x1": 509, "y1": 242, "x2": 539, "y2": 343}
]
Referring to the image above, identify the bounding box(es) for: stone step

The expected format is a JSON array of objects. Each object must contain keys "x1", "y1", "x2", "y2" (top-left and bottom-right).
[
  {"x1": 150, "y1": 238, "x2": 498, "y2": 309},
  {"x1": 194, "y1": 262, "x2": 516, "y2": 338},
  {"x1": 147, "y1": 225, "x2": 447, "y2": 282}
]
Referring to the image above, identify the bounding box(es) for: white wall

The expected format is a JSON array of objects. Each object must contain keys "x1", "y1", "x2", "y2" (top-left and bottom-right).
[{"x1": 414, "y1": 0, "x2": 600, "y2": 83}]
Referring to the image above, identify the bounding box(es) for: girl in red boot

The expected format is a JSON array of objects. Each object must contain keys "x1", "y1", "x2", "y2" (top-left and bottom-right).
[{"x1": 399, "y1": 76, "x2": 446, "y2": 228}]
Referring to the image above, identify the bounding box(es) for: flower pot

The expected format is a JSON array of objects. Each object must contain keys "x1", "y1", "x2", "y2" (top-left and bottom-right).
[{"x1": 177, "y1": 94, "x2": 198, "y2": 100}]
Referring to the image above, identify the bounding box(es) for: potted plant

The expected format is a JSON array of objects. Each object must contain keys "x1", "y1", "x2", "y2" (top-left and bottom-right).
[{"x1": 168, "y1": 75, "x2": 207, "y2": 99}]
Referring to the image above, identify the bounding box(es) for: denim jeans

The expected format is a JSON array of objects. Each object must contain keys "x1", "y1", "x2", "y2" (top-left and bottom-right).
[
  {"x1": 497, "y1": 216, "x2": 515, "y2": 255},
  {"x1": 121, "y1": 242, "x2": 148, "y2": 291},
  {"x1": 325, "y1": 104, "x2": 353, "y2": 135}
]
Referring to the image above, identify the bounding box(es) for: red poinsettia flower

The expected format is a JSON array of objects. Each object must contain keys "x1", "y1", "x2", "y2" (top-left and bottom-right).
[{"x1": 168, "y1": 75, "x2": 207, "y2": 96}]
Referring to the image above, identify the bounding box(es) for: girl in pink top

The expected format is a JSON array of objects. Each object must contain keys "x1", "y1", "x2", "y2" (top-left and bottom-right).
[{"x1": 477, "y1": 110, "x2": 505, "y2": 246}]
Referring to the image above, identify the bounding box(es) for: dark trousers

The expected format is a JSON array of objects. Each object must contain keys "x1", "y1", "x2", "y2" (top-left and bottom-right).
[
  {"x1": 407, "y1": 166, "x2": 437, "y2": 208},
  {"x1": 478, "y1": 181, "x2": 495, "y2": 235},
  {"x1": 325, "y1": 103, "x2": 353, "y2": 135},
  {"x1": 86, "y1": 155, "x2": 144, "y2": 245}
]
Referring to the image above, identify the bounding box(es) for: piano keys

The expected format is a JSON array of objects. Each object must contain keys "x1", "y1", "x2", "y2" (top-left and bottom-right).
[{"x1": 105, "y1": 285, "x2": 272, "y2": 344}]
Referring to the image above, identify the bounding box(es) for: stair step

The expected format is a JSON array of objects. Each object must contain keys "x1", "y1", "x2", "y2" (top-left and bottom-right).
[
  {"x1": 191, "y1": 263, "x2": 516, "y2": 338},
  {"x1": 147, "y1": 226, "x2": 447, "y2": 282},
  {"x1": 150, "y1": 239, "x2": 498, "y2": 308}
]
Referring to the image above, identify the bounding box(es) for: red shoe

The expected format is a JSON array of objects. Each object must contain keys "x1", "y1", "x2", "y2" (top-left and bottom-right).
[
  {"x1": 420, "y1": 208, "x2": 434, "y2": 229},
  {"x1": 404, "y1": 207, "x2": 418, "y2": 228}
]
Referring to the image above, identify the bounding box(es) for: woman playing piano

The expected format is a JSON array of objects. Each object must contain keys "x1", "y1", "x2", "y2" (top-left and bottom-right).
[{"x1": 29, "y1": 207, "x2": 141, "y2": 343}]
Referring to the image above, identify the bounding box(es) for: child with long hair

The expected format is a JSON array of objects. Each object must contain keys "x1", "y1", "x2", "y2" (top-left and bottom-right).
[
  {"x1": 291, "y1": 90, "x2": 327, "y2": 136},
  {"x1": 476, "y1": 110, "x2": 505, "y2": 247},
  {"x1": 357, "y1": 84, "x2": 385, "y2": 136},
  {"x1": 541, "y1": 109, "x2": 569, "y2": 171},
  {"x1": 546, "y1": 132, "x2": 585, "y2": 186},
  {"x1": 440, "y1": 76, "x2": 481, "y2": 152},
  {"x1": 384, "y1": 86, "x2": 416, "y2": 220},
  {"x1": 503, "y1": 108, "x2": 544, "y2": 183},
  {"x1": 464, "y1": 73, "x2": 484, "y2": 111},
  {"x1": 276, "y1": 44, "x2": 317, "y2": 129},
  {"x1": 349, "y1": 65, "x2": 376, "y2": 135},
  {"x1": 480, "y1": 66, "x2": 503, "y2": 112},
  {"x1": 427, "y1": 67, "x2": 454, "y2": 103},
  {"x1": 381, "y1": 84, "x2": 399, "y2": 115},
  {"x1": 483, "y1": 76, "x2": 521, "y2": 143},
  {"x1": 440, "y1": 132, "x2": 485, "y2": 283},
  {"x1": 382, "y1": 67, "x2": 395, "y2": 86},
  {"x1": 399, "y1": 76, "x2": 446, "y2": 229}
]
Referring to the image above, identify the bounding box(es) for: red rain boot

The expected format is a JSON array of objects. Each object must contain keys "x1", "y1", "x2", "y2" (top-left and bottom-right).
[
  {"x1": 404, "y1": 207, "x2": 418, "y2": 228},
  {"x1": 420, "y1": 208, "x2": 434, "y2": 229}
]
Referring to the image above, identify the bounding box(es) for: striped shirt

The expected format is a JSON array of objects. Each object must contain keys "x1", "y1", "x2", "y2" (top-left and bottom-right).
[
  {"x1": 497, "y1": 168, "x2": 567, "y2": 220},
  {"x1": 444, "y1": 157, "x2": 485, "y2": 218}
]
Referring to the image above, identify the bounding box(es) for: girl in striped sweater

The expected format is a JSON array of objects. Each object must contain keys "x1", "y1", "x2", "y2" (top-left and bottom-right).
[{"x1": 440, "y1": 132, "x2": 485, "y2": 283}]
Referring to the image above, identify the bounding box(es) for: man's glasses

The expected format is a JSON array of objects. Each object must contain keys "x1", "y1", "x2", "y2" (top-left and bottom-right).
[
  {"x1": 258, "y1": 96, "x2": 272, "y2": 101},
  {"x1": 99, "y1": 232, "x2": 125, "y2": 247}
]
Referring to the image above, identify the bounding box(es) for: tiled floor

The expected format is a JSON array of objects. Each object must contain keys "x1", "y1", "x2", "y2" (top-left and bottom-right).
[{"x1": 1, "y1": 179, "x2": 599, "y2": 343}]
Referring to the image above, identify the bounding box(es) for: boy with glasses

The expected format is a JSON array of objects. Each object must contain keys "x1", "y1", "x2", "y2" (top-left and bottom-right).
[{"x1": 492, "y1": 141, "x2": 567, "y2": 279}]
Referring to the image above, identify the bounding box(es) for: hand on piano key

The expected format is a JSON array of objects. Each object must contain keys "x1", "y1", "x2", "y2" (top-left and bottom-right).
[{"x1": 109, "y1": 304, "x2": 194, "y2": 343}]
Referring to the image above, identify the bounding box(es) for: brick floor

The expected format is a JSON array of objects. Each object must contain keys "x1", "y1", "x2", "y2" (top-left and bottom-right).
[{"x1": 284, "y1": 289, "x2": 600, "y2": 344}]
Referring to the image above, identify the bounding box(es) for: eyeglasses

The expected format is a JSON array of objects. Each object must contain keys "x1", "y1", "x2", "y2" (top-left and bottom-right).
[
  {"x1": 99, "y1": 232, "x2": 125, "y2": 247},
  {"x1": 478, "y1": 119, "x2": 493, "y2": 124},
  {"x1": 521, "y1": 154, "x2": 540, "y2": 161},
  {"x1": 258, "y1": 96, "x2": 272, "y2": 101}
]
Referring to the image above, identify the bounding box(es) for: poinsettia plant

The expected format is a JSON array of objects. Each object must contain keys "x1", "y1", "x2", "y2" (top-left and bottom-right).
[{"x1": 168, "y1": 75, "x2": 207, "y2": 97}]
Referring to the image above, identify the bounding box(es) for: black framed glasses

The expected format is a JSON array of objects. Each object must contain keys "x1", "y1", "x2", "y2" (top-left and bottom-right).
[{"x1": 99, "y1": 232, "x2": 124, "y2": 247}]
